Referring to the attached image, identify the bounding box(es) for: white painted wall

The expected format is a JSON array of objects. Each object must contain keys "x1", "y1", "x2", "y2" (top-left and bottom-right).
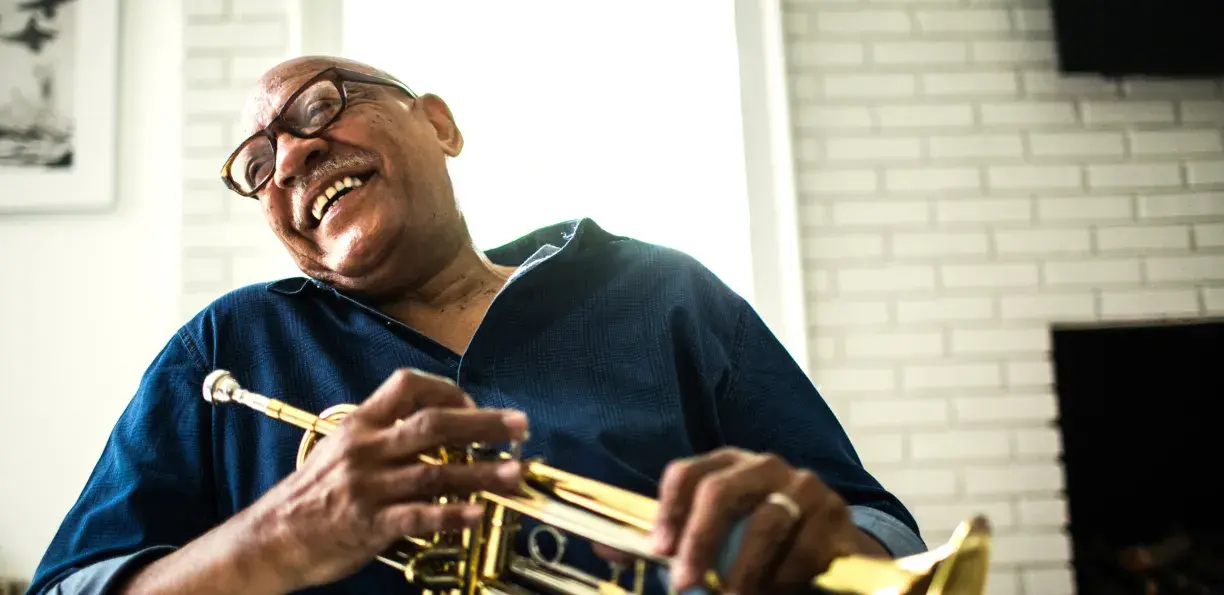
[
  {"x1": 339, "y1": 1, "x2": 757, "y2": 303},
  {"x1": 0, "y1": 0, "x2": 183, "y2": 580},
  {"x1": 783, "y1": 1, "x2": 1224, "y2": 594}
]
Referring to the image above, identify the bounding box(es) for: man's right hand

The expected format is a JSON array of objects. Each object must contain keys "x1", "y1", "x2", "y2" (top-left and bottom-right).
[
  {"x1": 256, "y1": 368, "x2": 528, "y2": 591},
  {"x1": 119, "y1": 368, "x2": 527, "y2": 595}
]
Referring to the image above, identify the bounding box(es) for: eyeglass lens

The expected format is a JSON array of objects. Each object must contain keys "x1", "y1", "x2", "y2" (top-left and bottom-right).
[{"x1": 229, "y1": 78, "x2": 346, "y2": 193}]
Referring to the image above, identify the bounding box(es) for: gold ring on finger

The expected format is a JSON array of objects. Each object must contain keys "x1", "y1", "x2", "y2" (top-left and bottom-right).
[{"x1": 765, "y1": 491, "x2": 802, "y2": 521}]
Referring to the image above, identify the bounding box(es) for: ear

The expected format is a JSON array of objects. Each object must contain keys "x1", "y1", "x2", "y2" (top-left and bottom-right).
[{"x1": 420, "y1": 94, "x2": 464, "y2": 157}]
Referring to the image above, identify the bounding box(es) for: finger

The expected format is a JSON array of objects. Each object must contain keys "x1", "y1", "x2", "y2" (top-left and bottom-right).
[
  {"x1": 769, "y1": 473, "x2": 858, "y2": 589},
  {"x1": 375, "y1": 502, "x2": 486, "y2": 540},
  {"x1": 724, "y1": 479, "x2": 807, "y2": 594},
  {"x1": 652, "y1": 449, "x2": 743, "y2": 554},
  {"x1": 670, "y1": 454, "x2": 791, "y2": 591},
  {"x1": 364, "y1": 460, "x2": 523, "y2": 501},
  {"x1": 355, "y1": 368, "x2": 473, "y2": 426},
  {"x1": 771, "y1": 514, "x2": 859, "y2": 590},
  {"x1": 368, "y1": 459, "x2": 525, "y2": 501},
  {"x1": 591, "y1": 543, "x2": 636, "y2": 565},
  {"x1": 385, "y1": 407, "x2": 529, "y2": 459}
]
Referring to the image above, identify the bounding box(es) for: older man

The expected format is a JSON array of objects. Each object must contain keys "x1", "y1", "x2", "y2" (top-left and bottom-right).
[{"x1": 27, "y1": 56, "x2": 925, "y2": 595}]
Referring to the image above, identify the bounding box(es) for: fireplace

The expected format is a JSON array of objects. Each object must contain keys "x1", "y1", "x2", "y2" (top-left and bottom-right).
[{"x1": 1051, "y1": 318, "x2": 1224, "y2": 595}]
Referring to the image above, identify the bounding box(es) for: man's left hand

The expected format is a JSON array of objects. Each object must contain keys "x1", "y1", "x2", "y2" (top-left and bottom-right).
[{"x1": 649, "y1": 447, "x2": 889, "y2": 594}]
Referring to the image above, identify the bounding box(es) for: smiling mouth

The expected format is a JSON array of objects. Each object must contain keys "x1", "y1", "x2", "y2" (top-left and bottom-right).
[{"x1": 310, "y1": 172, "x2": 376, "y2": 224}]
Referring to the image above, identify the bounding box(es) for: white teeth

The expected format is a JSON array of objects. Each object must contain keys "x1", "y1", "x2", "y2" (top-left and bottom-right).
[
  {"x1": 311, "y1": 175, "x2": 367, "y2": 221},
  {"x1": 312, "y1": 194, "x2": 328, "y2": 220}
]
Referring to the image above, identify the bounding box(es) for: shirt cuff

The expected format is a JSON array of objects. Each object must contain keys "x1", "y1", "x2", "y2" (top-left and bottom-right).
[
  {"x1": 40, "y1": 546, "x2": 176, "y2": 595},
  {"x1": 850, "y1": 505, "x2": 927, "y2": 558}
]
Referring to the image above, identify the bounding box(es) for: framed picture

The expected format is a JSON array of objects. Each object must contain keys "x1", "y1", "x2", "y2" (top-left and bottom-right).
[{"x1": 0, "y1": 0, "x2": 118, "y2": 213}]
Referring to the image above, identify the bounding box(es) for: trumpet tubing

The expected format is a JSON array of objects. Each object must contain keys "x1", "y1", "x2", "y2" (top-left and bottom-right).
[{"x1": 202, "y1": 370, "x2": 992, "y2": 595}]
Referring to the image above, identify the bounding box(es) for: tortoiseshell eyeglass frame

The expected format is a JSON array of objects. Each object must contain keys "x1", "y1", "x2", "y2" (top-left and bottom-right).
[{"x1": 220, "y1": 66, "x2": 417, "y2": 198}]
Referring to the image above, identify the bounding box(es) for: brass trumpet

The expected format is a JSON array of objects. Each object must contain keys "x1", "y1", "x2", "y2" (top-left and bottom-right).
[{"x1": 202, "y1": 370, "x2": 992, "y2": 595}]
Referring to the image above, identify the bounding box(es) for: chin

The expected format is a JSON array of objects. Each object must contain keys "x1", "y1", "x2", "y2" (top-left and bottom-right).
[{"x1": 319, "y1": 229, "x2": 400, "y2": 287}]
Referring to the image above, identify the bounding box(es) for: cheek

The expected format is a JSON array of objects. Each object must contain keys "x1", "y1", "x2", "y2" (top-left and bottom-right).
[
  {"x1": 261, "y1": 195, "x2": 313, "y2": 250},
  {"x1": 367, "y1": 111, "x2": 393, "y2": 127},
  {"x1": 352, "y1": 109, "x2": 398, "y2": 141},
  {"x1": 360, "y1": 109, "x2": 424, "y2": 156},
  {"x1": 262, "y1": 196, "x2": 292, "y2": 229}
]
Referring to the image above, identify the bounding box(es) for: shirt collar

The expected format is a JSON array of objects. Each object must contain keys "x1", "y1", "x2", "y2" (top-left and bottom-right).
[{"x1": 266, "y1": 218, "x2": 615, "y2": 296}]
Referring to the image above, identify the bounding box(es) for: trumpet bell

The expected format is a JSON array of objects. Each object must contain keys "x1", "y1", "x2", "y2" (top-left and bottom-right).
[
  {"x1": 926, "y1": 515, "x2": 991, "y2": 595},
  {"x1": 810, "y1": 515, "x2": 991, "y2": 595}
]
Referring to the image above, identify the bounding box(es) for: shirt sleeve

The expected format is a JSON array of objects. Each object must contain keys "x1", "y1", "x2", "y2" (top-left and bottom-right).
[
  {"x1": 25, "y1": 329, "x2": 219, "y2": 595},
  {"x1": 712, "y1": 297, "x2": 927, "y2": 558}
]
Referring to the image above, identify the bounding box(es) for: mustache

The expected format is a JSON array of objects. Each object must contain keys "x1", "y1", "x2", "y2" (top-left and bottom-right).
[{"x1": 295, "y1": 150, "x2": 380, "y2": 198}]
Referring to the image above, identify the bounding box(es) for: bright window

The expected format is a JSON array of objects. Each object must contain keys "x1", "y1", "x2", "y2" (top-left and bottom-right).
[{"x1": 340, "y1": 1, "x2": 755, "y2": 302}]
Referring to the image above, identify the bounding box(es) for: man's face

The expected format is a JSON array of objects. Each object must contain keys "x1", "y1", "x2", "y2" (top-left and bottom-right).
[{"x1": 237, "y1": 57, "x2": 468, "y2": 298}]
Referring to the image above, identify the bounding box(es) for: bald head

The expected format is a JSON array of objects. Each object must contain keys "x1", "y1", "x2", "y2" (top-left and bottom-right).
[
  {"x1": 259, "y1": 55, "x2": 402, "y2": 92},
  {"x1": 229, "y1": 54, "x2": 471, "y2": 301},
  {"x1": 241, "y1": 55, "x2": 407, "y2": 135}
]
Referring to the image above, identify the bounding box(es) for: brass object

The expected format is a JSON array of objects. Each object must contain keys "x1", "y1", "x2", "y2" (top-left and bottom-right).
[{"x1": 202, "y1": 369, "x2": 993, "y2": 595}]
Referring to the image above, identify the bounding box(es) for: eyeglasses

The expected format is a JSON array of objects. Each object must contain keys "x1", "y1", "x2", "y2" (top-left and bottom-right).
[{"x1": 221, "y1": 66, "x2": 417, "y2": 198}]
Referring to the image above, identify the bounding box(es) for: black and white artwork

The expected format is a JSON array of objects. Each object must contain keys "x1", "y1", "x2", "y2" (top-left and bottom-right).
[
  {"x1": 0, "y1": 0, "x2": 117, "y2": 213},
  {"x1": 0, "y1": 0, "x2": 76, "y2": 170}
]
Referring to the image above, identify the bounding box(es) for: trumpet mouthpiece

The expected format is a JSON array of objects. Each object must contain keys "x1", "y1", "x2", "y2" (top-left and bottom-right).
[{"x1": 203, "y1": 369, "x2": 238, "y2": 404}]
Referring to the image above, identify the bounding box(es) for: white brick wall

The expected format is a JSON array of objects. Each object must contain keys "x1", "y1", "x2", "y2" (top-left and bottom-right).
[
  {"x1": 784, "y1": 1, "x2": 1224, "y2": 593},
  {"x1": 182, "y1": 0, "x2": 297, "y2": 320}
]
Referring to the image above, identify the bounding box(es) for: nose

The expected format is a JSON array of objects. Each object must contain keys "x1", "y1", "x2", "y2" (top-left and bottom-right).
[{"x1": 272, "y1": 132, "x2": 329, "y2": 190}]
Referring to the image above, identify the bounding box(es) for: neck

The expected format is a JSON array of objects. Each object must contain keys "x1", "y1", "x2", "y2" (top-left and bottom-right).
[{"x1": 378, "y1": 242, "x2": 515, "y2": 330}]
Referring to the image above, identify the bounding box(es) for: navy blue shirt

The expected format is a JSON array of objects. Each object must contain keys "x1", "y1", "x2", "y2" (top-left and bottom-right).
[{"x1": 28, "y1": 219, "x2": 924, "y2": 595}]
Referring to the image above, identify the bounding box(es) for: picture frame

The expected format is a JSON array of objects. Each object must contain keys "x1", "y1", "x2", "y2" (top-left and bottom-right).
[{"x1": 0, "y1": 0, "x2": 119, "y2": 214}]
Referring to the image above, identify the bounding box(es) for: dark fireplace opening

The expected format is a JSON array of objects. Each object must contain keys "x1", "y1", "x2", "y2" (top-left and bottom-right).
[{"x1": 1051, "y1": 318, "x2": 1224, "y2": 595}]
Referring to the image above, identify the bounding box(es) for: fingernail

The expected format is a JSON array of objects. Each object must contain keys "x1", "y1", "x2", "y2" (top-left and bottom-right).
[
  {"x1": 463, "y1": 394, "x2": 477, "y2": 408},
  {"x1": 498, "y1": 461, "x2": 523, "y2": 482},
  {"x1": 502, "y1": 410, "x2": 528, "y2": 436}
]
